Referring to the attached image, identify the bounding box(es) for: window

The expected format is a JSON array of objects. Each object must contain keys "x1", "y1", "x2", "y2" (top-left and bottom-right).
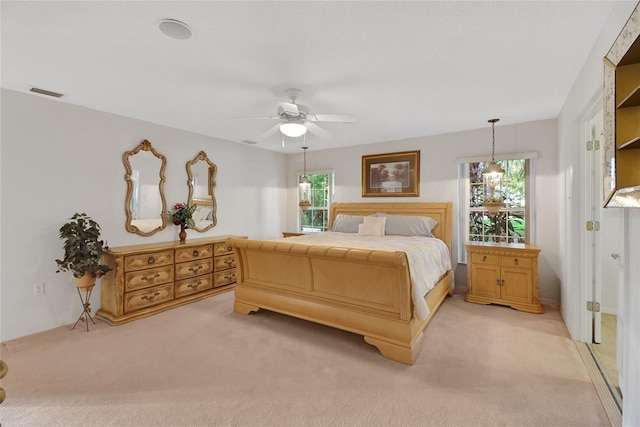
[
  {"x1": 469, "y1": 159, "x2": 526, "y2": 243},
  {"x1": 458, "y1": 154, "x2": 536, "y2": 262},
  {"x1": 298, "y1": 171, "x2": 334, "y2": 232}
]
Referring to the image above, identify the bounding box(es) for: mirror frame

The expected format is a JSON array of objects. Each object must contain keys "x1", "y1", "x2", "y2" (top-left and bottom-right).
[
  {"x1": 123, "y1": 139, "x2": 167, "y2": 236},
  {"x1": 186, "y1": 151, "x2": 217, "y2": 232}
]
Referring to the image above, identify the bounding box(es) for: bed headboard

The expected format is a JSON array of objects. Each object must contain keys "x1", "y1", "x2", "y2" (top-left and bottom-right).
[{"x1": 328, "y1": 202, "x2": 453, "y2": 253}]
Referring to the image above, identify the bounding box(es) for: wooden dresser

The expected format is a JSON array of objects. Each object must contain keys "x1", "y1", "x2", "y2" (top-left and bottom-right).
[
  {"x1": 97, "y1": 235, "x2": 243, "y2": 325},
  {"x1": 465, "y1": 242, "x2": 542, "y2": 314}
]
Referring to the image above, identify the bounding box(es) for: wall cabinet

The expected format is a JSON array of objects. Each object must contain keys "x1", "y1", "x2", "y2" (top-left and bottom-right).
[
  {"x1": 603, "y1": 3, "x2": 640, "y2": 207},
  {"x1": 97, "y1": 235, "x2": 243, "y2": 325},
  {"x1": 465, "y1": 242, "x2": 542, "y2": 314}
]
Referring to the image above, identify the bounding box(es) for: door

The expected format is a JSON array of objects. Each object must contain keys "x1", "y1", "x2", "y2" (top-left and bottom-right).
[{"x1": 583, "y1": 102, "x2": 624, "y2": 403}]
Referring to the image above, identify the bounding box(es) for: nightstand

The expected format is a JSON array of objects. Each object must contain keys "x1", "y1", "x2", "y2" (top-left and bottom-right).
[
  {"x1": 465, "y1": 242, "x2": 542, "y2": 314},
  {"x1": 282, "y1": 232, "x2": 305, "y2": 238}
]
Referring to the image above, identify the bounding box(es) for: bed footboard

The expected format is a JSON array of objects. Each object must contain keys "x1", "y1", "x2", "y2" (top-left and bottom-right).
[{"x1": 226, "y1": 237, "x2": 452, "y2": 364}]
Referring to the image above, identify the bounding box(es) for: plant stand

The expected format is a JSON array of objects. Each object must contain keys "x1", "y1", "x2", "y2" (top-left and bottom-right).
[{"x1": 72, "y1": 286, "x2": 96, "y2": 332}]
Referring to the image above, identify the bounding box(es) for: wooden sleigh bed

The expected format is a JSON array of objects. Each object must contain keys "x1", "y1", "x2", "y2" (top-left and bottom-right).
[{"x1": 225, "y1": 202, "x2": 454, "y2": 365}]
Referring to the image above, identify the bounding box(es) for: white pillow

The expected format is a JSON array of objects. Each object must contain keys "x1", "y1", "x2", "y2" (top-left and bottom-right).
[
  {"x1": 373, "y1": 213, "x2": 437, "y2": 237},
  {"x1": 357, "y1": 216, "x2": 386, "y2": 237},
  {"x1": 331, "y1": 214, "x2": 364, "y2": 233}
]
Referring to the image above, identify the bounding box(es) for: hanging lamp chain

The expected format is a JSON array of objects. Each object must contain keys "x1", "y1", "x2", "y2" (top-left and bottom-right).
[
  {"x1": 488, "y1": 118, "x2": 499, "y2": 162},
  {"x1": 303, "y1": 146, "x2": 308, "y2": 176}
]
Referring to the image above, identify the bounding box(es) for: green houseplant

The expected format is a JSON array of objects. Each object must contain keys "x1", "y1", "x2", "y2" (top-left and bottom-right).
[{"x1": 55, "y1": 213, "x2": 112, "y2": 288}]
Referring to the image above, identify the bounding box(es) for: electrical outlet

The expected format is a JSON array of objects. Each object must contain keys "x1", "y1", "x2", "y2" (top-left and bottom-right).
[{"x1": 33, "y1": 283, "x2": 45, "y2": 296}]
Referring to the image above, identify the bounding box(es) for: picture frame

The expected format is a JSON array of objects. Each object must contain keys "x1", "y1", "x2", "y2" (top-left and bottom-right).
[{"x1": 362, "y1": 150, "x2": 420, "y2": 197}]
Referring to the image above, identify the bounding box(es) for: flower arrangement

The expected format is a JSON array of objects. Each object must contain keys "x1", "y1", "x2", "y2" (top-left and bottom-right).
[{"x1": 166, "y1": 202, "x2": 196, "y2": 229}]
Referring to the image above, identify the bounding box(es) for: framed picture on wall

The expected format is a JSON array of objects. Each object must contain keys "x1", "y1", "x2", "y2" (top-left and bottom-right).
[{"x1": 362, "y1": 150, "x2": 420, "y2": 197}]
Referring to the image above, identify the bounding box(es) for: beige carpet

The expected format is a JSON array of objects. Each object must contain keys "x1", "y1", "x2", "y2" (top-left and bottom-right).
[{"x1": 0, "y1": 292, "x2": 609, "y2": 427}]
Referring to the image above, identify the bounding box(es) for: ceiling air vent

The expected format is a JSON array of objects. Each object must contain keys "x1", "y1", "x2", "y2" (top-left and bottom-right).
[{"x1": 29, "y1": 87, "x2": 64, "y2": 98}]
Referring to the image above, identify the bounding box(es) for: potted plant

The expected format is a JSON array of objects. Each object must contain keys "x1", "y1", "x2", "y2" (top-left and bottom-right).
[
  {"x1": 166, "y1": 202, "x2": 196, "y2": 243},
  {"x1": 55, "y1": 213, "x2": 112, "y2": 289}
]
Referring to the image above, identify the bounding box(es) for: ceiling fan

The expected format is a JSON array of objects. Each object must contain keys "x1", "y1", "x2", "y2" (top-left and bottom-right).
[{"x1": 247, "y1": 88, "x2": 356, "y2": 140}]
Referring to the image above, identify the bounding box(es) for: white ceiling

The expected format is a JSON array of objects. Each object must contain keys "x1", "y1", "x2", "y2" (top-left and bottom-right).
[{"x1": 1, "y1": 1, "x2": 617, "y2": 154}]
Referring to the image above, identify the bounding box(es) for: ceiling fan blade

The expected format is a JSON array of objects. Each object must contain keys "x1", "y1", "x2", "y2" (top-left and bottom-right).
[
  {"x1": 304, "y1": 121, "x2": 332, "y2": 138},
  {"x1": 307, "y1": 114, "x2": 356, "y2": 123},
  {"x1": 261, "y1": 123, "x2": 281, "y2": 138},
  {"x1": 279, "y1": 101, "x2": 299, "y2": 116},
  {"x1": 230, "y1": 115, "x2": 280, "y2": 120}
]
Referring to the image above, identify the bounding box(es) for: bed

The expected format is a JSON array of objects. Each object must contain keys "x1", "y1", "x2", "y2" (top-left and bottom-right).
[{"x1": 225, "y1": 202, "x2": 454, "y2": 365}]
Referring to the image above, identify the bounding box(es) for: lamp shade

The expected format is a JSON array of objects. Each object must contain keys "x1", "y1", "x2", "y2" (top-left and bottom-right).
[
  {"x1": 482, "y1": 161, "x2": 505, "y2": 214},
  {"x1": 298, "y1": 146, "x2": 311, "y2": 210},
  {"x1": 280, "y1": 121, "x2": 307, "y2": 138},
  {"x1": 482, "y1": 118, "x2": 504, "y2": 214}
]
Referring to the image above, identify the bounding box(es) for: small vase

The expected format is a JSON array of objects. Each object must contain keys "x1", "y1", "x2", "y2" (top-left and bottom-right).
[{"x1": 179, "y1": 223, "x2": 187, "y2": 243}]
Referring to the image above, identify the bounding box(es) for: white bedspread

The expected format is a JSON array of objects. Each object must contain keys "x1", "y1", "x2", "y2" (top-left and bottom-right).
[{"x1": 277, "y1": 232, "x2": 452, "y2": 320}]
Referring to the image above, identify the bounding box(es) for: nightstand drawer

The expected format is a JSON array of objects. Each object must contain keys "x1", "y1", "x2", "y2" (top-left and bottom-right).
[
  {"x1": 471, "y1": 253, "x2": 500, "y2": 265},
  {"x1": 501, "y1": 256, "x2": 532, "y2": 268}
]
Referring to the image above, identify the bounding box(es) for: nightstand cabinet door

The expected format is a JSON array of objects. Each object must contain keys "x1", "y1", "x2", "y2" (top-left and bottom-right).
[
  {"x1": 501, "y1": 267, "x2": 533, "y2": 304},
  {"x1": 465, "y1": 242, "x2": 542, "y2": 314},
  {"x1": 470, "y1": 263, "x2": 501, "y2": 299}
]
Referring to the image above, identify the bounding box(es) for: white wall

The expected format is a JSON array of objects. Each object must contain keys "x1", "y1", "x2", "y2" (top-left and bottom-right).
[
  {"x1": 0, "y1": 88, "x2": 288, "y2": 342},
  {"x1": 558, "y1": 2, "x2": 640, "y2": 425},
  {"x1": 286, "y1": 119, "x2": 561, "y2": 303}
]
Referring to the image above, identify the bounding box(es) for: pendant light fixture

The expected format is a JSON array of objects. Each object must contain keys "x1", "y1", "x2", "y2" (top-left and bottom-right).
[
  {"x1": 298, "y1": 146, "x2": 311, "y2": 210},
  {"x1": 482, "y1": 118, "x2": 505, "y2": 215}
]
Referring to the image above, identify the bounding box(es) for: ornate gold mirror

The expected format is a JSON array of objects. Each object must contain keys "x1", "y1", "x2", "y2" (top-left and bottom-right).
[
  {"x1": 186, "y1": 151, "x2": 217, "y2": 232},
  {"x1": 123, "y1": 139, "x2": 167, "y2": 236}
]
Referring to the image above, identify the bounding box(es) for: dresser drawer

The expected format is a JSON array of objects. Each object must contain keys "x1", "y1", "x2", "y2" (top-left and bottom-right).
[
  {"x1": 124, "y1": 250, "x2": 173, "y2": 271},
  {"x1": 501, "y1": 256, "x2": 532, "y2": 268},
  {"x1": 175, "y1": 274, "x2": 213, "y2": 298},
  {"x1": 470, "y1": 253, "x2": 500, "y2": 265},
  {"x1": 125, "y1": 265, "x2": 174, "y2": 291},
  {"x1": 124, "y1": 283, "x2": 174, "y2": 313},
  {"x1": 175, "y1": 244, "x2": 213, "y2": 263},
  {"x1": 214, "y1": 241, "x2": 233, "y2": 256},
  {"x1": 175, "y1": 258, "x2": 214, "y2": 280},
  {"x1": 213, "y1": 269, "x2": 237, "y2": 287},
  {"x1": 214, "y1": 254, "x2": 236, "y2": 271}
]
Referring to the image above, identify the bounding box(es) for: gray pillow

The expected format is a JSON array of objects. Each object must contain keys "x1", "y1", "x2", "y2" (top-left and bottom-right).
[
  {"x1": 373, "y1": 213, "x2": 437, "y2": 237},
  {"x1": 331, "y1": 214, "x2": 364, "y2": 233}
]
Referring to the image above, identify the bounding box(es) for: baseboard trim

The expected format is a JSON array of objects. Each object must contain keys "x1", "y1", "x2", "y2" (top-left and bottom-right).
[{"x1": 575, "y1": 341, "x2": 622, "y2": 427}]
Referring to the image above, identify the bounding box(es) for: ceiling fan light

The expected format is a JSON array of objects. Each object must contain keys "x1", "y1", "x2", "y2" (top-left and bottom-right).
[{"x1": 280, "y1": 122, "x2": 307, "y2": 138}]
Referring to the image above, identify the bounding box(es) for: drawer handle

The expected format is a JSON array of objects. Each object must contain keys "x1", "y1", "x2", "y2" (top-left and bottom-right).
[
  {"x1": 142, "y1": 272, "x2": 160, "y2": 282},
  {"x1": 482, "y1": 255, "x2": 487, "y2": 262},
  {"x1": 192, "y1": 249, "x2": 200, "y2": 257},
  {"x1": 147, "y1": 257, "x2": 156, "y2": 265},
  {"x1": 224, "y1": 259, "x2": 234, "y2": 266},
  {"x1": 227, "y1": 246, "x2": 232, "y2": 252},
  {"x1": 224, "y1": 274, "x2": 236, "y2": 281},
  {"x1": 496, "y1": 279, "x2": 505, "y2": 286},
  {"x1": 514, "y1": 258, "x2": 519, "y2": 266},
  {"x1": 188, "y1": 264, "x2": 203, "y2": 273},
  {"x1": 187, "y1": 280, "x2": 202, "y2": 289},
  {"x1": 141, "y1": 291, "x2": 160, "y2": 302}
]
